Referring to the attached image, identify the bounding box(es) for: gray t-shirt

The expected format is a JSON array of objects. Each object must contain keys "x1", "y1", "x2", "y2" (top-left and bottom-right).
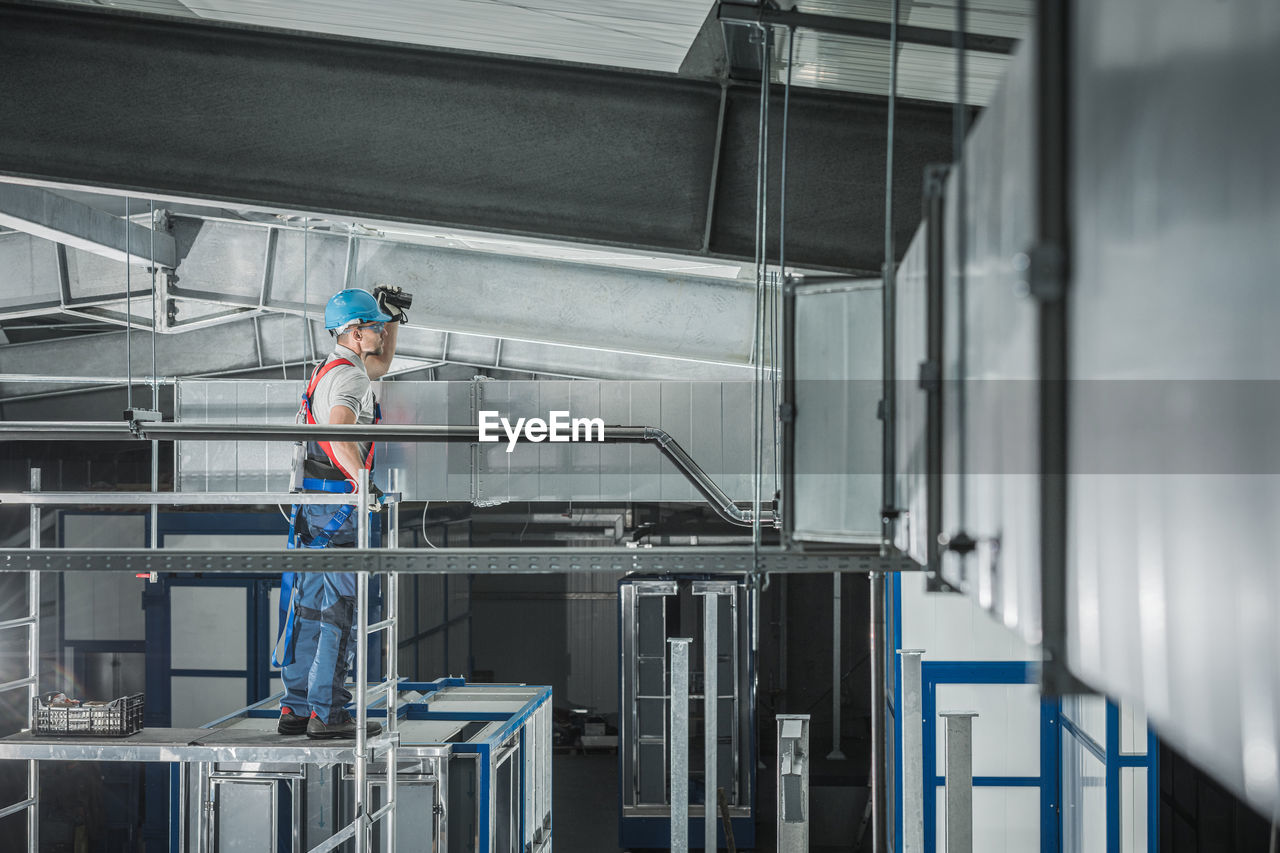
[{"x1": 310, "y1": 344, "x2": 376, "y2": 464}]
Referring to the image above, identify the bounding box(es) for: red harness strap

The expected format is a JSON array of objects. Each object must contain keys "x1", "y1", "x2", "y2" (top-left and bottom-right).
[{"x1": 302, "y1": 358, "x2": 380, "y2": 482}]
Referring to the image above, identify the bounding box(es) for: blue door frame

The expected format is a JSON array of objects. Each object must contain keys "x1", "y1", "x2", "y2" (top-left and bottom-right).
[
  {"x1": 888, "y1": 573, "x2": 1160, "y2": 853},
  {"x1": 919, "y1": 660, "x2": 1060, "y2": 853}
]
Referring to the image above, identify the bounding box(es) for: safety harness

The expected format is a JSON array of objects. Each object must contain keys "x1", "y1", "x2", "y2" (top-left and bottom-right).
[
  {"x1": 274, "y1": 357, "x2": 381, "y2": 668},
  {"x1": 286, "y1": 356, "x2": 382, "y2": 548}
]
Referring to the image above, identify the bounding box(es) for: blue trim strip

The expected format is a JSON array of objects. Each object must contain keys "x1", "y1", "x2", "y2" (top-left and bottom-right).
[
  {"x1": 1041, "y1": 698, "x2": 1061, "y2": 853},
  {"x1": 412, "y1": 711, "x2": 510, "y2": 722},
  {"x1": 169, "y1": 763, "x2": 180, "y2": 851},
  {"x1": 930, "y1": 776, "x2": 1043, "y2": 787},
  {"x1": 1115, "y1": 754, "x2": 1149, "y2": 767},
  {"x1": 1106, "y1": 701, "x2": 1121, "y2": 853},
  {"x1": 170, "y1": 668, "x2": 249, "y2": 678}
]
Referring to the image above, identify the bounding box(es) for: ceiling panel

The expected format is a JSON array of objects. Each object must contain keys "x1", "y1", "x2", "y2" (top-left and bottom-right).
[{"x1": 83, "y1": 0, "x2": 714, "y2": 71}]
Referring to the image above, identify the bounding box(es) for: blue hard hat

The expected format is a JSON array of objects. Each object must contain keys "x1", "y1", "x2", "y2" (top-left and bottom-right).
[{"x1": 324, "y1": 289, "x2": 392, "y2": 331}]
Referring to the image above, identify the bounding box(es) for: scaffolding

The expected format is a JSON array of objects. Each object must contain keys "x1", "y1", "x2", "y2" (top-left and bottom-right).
[{"x1": 0, "y1": 467, "x2": 403, "y2": 853}]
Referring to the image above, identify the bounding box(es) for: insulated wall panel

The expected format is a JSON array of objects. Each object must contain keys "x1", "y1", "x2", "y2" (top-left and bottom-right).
[
  {"x1": 1067, "y1": 0, "x2": 1280, "y2": 818},
  {"x1": 939, "y1": 36, "x2": 1040, "y2": 643},
  {"x1": 791, "y1": 281, "x2": 883, "y2": 544}
]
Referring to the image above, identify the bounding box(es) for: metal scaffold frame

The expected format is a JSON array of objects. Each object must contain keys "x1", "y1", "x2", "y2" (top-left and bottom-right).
[
  {"x1": 0, "y1": 470, "x2": 42, "y2": 851},
  {"x1": 0, "y1": 467, "x2": 406, "y2": 853}
]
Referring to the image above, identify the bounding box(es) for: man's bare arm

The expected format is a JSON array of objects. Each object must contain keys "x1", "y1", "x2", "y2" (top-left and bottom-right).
[{"x1": 364, "y1": 321, "x2": 399, "y2": 380}]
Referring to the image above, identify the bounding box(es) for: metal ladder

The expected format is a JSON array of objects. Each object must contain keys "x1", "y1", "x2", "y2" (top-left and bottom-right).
[
  {"x1": 0, "y1": 470, "x2": 42, "y2": 851},
  {"x1": 310, "y1": 468, "x2": 401, "y2": 853}
]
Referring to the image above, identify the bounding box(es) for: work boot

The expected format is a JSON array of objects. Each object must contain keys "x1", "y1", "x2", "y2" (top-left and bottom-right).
[
  {"x1": 277, "y1": 706, "x2": 309, "y2": 736},
  {"x1": 306, "y1": 710, "x2": 382, "y2": 739}
]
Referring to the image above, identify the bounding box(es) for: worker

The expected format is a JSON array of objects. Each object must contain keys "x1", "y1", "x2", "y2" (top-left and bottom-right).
[{"x1": 272, "y1": 284, "x2": 409, "y2": 738}]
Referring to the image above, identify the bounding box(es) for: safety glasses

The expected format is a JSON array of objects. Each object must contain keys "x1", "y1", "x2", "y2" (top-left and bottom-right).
[{"x1": 357, "y1": 322, "x2": 386, "y2": 334}]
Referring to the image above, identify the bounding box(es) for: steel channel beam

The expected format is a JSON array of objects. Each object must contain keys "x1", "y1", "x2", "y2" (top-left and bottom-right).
[
  {"x1": 0, "y1": 1, "x2": 955, "y2": 273},
  {"x1": 0, "y1": 183, "x2": 176, "y2": 268},
  {"x1": 0, "y1": 547, "x2": 918, "y2": 574}
]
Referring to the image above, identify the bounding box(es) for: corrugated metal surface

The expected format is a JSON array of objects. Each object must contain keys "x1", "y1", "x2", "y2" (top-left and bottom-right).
[
  {"x1": 775, "y1": 29, "x2": 1010, "y2": 106},
  {"x1": 779, "y1": 0, "x2": 1032, "y2": 105},
  {"x1": 96, "y1": 0, "x2": 710, "y2": 72},
  {"x1": 798, "y1": 0, "x2": 1032, "y2": 39},
  {"x1": 59, "y1": 0, "x2": 1025, "y2": 105}
]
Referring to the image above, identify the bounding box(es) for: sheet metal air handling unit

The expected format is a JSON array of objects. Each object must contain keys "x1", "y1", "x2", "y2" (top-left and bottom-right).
[
  {"x1": 174, "y1": 679, "x2": 551, "y2": 853},
  {"x1": 618, "y1": 577, "x2": 755, "y2": 849}
]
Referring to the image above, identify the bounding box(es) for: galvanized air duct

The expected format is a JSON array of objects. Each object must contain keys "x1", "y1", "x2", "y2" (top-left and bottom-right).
[{"x1": 0, "y1": 421, "x2": 776, "y2": 529}]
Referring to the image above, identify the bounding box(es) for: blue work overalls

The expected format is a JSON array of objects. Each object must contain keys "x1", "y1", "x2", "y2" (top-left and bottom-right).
[{"x1": 272, "y1": 357, "x2": 381, "y2": 724}]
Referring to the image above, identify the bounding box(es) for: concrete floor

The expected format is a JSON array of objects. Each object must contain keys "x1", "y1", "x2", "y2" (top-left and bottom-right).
[
  {"x1": 553, "y1": 753, "x2": 620, "y2": 852},
  {"x1": 551, "y1": 752, "x2": 867, "y2": 852}
]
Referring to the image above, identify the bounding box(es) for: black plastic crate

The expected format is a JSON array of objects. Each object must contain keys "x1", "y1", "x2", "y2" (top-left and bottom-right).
[{"x1": 33, "y1": 693, "x2": 144, "y2": 737}]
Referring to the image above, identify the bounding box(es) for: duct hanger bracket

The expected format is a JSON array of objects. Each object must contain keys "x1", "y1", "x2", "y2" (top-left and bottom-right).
[{"x1": 123, "y1": 409, "x2": 162, "y2": 437}]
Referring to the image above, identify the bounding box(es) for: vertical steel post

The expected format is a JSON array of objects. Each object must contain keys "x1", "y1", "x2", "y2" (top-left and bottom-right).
[
  {"x1": 669, "y1": 637, "x2": 691, "y2": 853},
  {"x1": 898, "y1": 649, "x2": 926, "y2": 853},
  {"x1": 384, "y1": 474, "x2": 399, "y2": 853},
  {"x1": 827, "y1": 573, "x2": 846, "y2": 760},
  {"x1": 940, "y1": 711, "x2": 977, "y2": 853},
  {"x1": 776, "y1": 714, "x2": 810, "y2": 853},
  {"x1": 703, "y1": 593, "x2": 719, "y2": 851},
  {"x1": 27, "y1": 468, "x2": 40, "y2": 853},
  {"x1": 869, "y1": 571, "x2": 888, "y2": 852},
  {"x1": 355, "y1": 468, "x2": 370, "y2": 853}
]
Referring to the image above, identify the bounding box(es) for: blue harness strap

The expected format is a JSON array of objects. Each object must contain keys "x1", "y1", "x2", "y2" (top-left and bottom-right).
[
  {"x1": 272, "y1": 571, "x2": 297, "y2": 668},
  {"x1": 302, "y1": 477, "x2": 355, "y2": 494}
]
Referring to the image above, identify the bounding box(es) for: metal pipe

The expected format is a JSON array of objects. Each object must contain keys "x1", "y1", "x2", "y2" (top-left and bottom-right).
[
  {"x1": 826, "y1": 573, "x2": 846, "y2": 761},
  {"x1": 28, "y1": 467, "x2": 40, "y2": 853},
  {"x1": 869, "y1": 570, "x2": 888, "y2": 852},
  {"x1": 355, "y1": 468, "x2": 370, "y2": 853},
  {"x1": 881, "y1": 0, "x2": 900, "y2": 549},
  {"x1": 0, "y1": 421, "x2": 775, "y2": 528},
  {"x1": 953, "y1": 0, "x2": 970, "y2": 534},
  {"x1": 898, "y1": 649, "x2": 926, "y2": 853},
  {"x1": 384, "y1": 472, "x2": 399, "y2": 853},
  {"x1": 0, "y1": 491, "x2": 400, "y2": 506},
  {"x1": 703, "y1": 591, "x2": 719, "y2": 852},
  {"x1": 670, "y1": 637, "x2": 692, "y2": 853},
  {"x1": 125, "y1": 197, "x2": 132, "y2": 411},
  {"x1": 941, "y1": 711, "x2": 978, "y2": 853}
]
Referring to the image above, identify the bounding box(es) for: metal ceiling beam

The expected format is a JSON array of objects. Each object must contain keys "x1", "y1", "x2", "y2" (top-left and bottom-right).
[
  {"x1": 0, "y1": 0, "x2": 956, "y2": 273},
  {"x1": 716, "y1": 3, "x2": 1019, "y2": 55},
  {"x1": 0, "y1": 183, "x2": 175, "y2": 268}
]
